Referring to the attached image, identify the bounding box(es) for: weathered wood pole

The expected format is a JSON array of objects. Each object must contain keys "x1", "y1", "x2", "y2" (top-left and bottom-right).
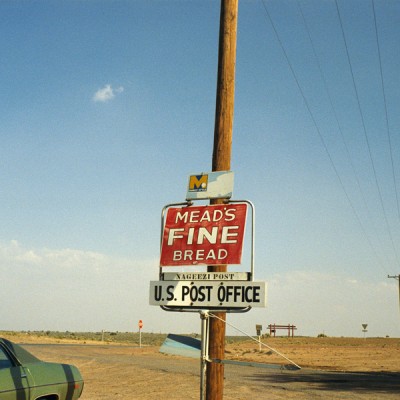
[{"x1": 207, "y1": 0, "x2": 238, "y2": 399}]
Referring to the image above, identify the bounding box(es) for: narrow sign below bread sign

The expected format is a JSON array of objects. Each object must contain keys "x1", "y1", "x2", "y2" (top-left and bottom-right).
[{"x1": 149, "y1": 280, "x2": 267, "y2": 308}]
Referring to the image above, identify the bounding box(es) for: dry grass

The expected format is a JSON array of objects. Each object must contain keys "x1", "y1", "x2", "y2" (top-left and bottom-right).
[{"x1": 2, "y1": 331, "x2": 399, "y2": 372}]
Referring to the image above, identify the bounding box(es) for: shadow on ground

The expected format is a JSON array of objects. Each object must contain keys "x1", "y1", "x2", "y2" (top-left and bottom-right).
[{"x1": 246, "y1": 369, "x2": 400, "y2": 394}]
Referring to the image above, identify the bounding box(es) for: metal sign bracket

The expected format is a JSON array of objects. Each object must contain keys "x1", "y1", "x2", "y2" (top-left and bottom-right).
[{"x1": 155, "y1": 199, "x2": 258, "y2": 313}]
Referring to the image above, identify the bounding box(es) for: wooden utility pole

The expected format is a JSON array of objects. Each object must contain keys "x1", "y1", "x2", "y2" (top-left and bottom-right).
[
  {"x1": 388, "y1": 274, "x2": 400, "y2": 311},
  {"x1": 207, "y1": 1, "x2": 238, "y2": 399}
]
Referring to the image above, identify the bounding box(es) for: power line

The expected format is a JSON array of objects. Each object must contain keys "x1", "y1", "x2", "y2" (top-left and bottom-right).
[
  {"x1": 297, "y1": 0, "x2": 390, "y2": 274},
  {"x1": 372, "y1": 0, "x2": 400, "y2": 223},
  {"x1": 334, "y1": 0, "x2": 400, "y2": 269},
  {"x1": 260, "y1": 0, "x2": 392, "y2": 273}
]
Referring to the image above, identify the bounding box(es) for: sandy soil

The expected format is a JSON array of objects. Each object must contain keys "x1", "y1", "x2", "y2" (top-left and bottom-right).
[
  {"x1": 225, "y1": 336, "x2": 400, "y2": 372},
  {"x1": 4, "y1": 333, "x2": 400, "y2": 399}
]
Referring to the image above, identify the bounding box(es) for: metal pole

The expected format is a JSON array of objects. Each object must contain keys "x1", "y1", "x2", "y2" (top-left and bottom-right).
[{"x1": 200, "y1": 311, "x2": 210, "y2": 400}]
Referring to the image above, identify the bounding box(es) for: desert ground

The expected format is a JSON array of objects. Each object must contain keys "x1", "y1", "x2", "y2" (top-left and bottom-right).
[{"x1": 2, "y1": 331, "x2": 399, "y2": 399}]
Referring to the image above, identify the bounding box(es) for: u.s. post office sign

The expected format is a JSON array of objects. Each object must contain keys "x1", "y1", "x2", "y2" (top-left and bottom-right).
[
  {"x1": 149, "y1": 280, "x2": 267, "y2": 308},
  {"x1": 160, "y1": 203, "x2": 247, "y2": 266}
]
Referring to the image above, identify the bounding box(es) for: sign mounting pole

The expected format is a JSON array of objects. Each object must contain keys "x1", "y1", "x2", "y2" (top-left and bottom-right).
[
  {"x1": 200, "y1": 311, "x2": 210, "y2": 400},
  {"x1": 207, "y1": 1, "x2": 238, "y2": 399}
]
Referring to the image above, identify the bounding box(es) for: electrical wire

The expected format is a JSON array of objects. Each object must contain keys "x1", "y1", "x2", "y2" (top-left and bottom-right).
[
  {"x1": 260, "y1": 0, "x2": 394, "y2": 272},
  {"x1": 297, "y1": 1, "x2": 386, "y2": 271},
  {"x1": 334, "y1": 0, "x2": 400, "y2": 269},
  {"x1": 297, "y1": 1, "x2": 390, "y2": 273},
  {"x1": 209, "y1": 312, "x2": 301, "y2": 369},
  {"x1": 372, "y1": 0, "x2": 400, "y2": 223}
]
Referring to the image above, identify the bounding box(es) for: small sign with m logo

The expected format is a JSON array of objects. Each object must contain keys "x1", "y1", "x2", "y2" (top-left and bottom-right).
[
  {"x1": 189, "y1": 174, "x2": 208, "y2": 192},
  {"x1": 186, "y1": 171, "x2": 234, "y2": 201}
]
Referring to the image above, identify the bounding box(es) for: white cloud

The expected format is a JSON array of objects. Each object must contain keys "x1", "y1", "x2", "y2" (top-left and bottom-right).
[
  {"x1": 260, "y1": 271, "x2": 400, "y2": 337},
  {"x1": 225, "y1": 270, "x2": 400, "y2": 339},
  {"x1": 0, "y1": 240, "x2": 108, "y2": 275},
  {"x1": 92, "y1": 84, "x2": 124, "y2": 102},
  {"x1": 0, "y1": 240, "x2": 159, "y2": 332},
  {"x1": 1, "y1": 241, "x2": 399, "y2": 337}
]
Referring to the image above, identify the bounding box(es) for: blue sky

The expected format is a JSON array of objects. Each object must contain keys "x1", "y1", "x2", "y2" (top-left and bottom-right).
[{"x1": 1, "y1": 0, "x2": 400, "y2": 338}]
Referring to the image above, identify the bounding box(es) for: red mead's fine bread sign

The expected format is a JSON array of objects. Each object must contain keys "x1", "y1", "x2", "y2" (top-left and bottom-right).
[{"x1": 160, "y1": 203, "x2": 247, "y2": 266}]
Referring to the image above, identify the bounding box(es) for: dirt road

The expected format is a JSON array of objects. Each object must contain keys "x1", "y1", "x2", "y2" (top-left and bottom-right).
[{"x1": 24, "y1": 342, "x2": 400, "y2": 399}]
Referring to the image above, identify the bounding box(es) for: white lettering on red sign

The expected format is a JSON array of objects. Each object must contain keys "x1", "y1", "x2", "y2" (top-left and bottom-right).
[{"x1": 160, "y1": 204, "x2": 247, "y2": 267}]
